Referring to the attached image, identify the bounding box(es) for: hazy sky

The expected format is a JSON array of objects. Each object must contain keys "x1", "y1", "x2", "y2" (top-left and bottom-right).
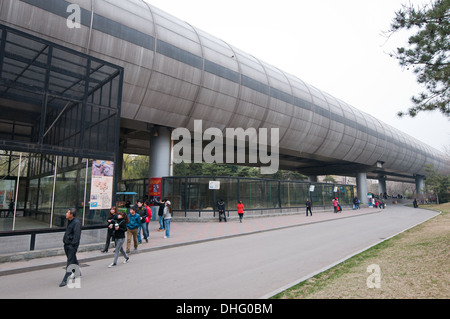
[{"x1": 146, "y1": 0, "x2": 449, "y2": 153}]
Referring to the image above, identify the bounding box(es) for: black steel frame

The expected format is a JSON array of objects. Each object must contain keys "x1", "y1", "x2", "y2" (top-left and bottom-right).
[
  {"x1": 0, "y1": 24, "x2": 124, "y2": 237},
  {"x1": 0, "y1": 24, "x2": 123, "y2": 161}
]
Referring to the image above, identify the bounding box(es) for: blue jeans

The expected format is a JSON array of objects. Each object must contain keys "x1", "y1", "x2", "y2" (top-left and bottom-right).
[
  {"x1": 164, "y1": 219, "x2": 171, "y2": 237},
  {"x1": 137, "y1": 223, "x2": 148, "y2": 243},
  {"x1": 144, "y1": 222, "x2": 149, "y2": 238},
  {"x1": 159, "y1": 215, "x2": 164, "y2": 230},
  {"x1": 113, "y1": 238, "x2": 128, "y2": 265}
]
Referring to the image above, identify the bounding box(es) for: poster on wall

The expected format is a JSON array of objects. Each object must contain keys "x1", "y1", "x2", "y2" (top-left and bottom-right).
[
  {"x1": 149, "y1": 177, "x2": 162, "y2": 200},
  {"x1": 90, "y1": 160, "x2": 114, "y2": 210},
  {"x1": 0, "y1": 180, "x2": 14, "y2": 209}
]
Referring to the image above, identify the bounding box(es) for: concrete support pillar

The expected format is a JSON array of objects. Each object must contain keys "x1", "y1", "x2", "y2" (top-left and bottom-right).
[
  {"x1": 149, "y1": 126, "x2": 172, "y2": 178},
  {"x1": 415, "y1": 175, "x2": 425, "y2": 198},
  {"x1": 356, "y1": 172, "x2": 368, "y2": 204},
  {"x1": 378, "y1": 175, "x2": 387, "y2": 196}
]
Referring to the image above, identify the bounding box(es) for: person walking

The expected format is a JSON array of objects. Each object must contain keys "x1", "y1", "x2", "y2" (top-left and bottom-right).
[
  {"x1": 108, "y1": 211, "x2": 129, "y2": 267},
  {"x1": 126, "y1": 206, "x2": 140, "y2": 253},
  {"x1": 217, "y1": 199, "x2": 226, "y2": 222},
  {"x1": 163, "y1": 201, "x2": 172, "y2": 238},
  {"x1": 333, "y1": 197, "x2": 339, "y2": 213},
  {"x1": 59, "y1": 208, "x2": 82, "y2": 287},
  {"x1": 306, "y1": 198, "x2": 312, "y2": 216},
  {"x1": 102, "y1": 207, "x2": 118, "y2": 253},
  {"x1": 237, "y1": 201, "x2": 244, "y2": 223}
]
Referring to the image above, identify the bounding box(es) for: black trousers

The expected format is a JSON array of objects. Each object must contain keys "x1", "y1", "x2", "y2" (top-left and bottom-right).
[
  {"x1": 306, "y1": 207, "x2": 312, "y2": 216},
  {"x1": 104, "y1": 231, "x2": 114, "y2": 251},
  {"x1": 218, "y1": 210, "x2": 227, "y2": 221},
  {"x1": 63, "y1": 244, "x2": 79, "y2": 281}
]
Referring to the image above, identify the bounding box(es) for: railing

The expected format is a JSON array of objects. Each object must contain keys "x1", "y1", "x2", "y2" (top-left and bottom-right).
[{"x1": 0, "y1": 224, "x2": 106, "y2": 251}]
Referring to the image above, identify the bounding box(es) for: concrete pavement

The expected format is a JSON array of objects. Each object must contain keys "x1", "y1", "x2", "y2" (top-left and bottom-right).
[
  {"x1": 0, "y1": 206, "x2": 379, "y2": 276},
  {"x1": 0, "y1": 204, "x2": 440, "y2": 299}
]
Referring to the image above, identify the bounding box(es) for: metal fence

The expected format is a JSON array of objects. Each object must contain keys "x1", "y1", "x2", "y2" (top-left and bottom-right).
[{"x1": 162, "y1": 176, "x2": 355, "y2": 217}]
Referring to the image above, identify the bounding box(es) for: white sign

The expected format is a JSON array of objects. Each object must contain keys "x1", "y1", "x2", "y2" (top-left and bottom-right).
[
  {"x1": 309, "y1": 185, "x2": 315, "y2": 192},
  {"x1": 90, "y1": 160, "x2": 114, "y2": 210},
  {"x1": 209, "y1": 181, "x2": 220, "y2": 190}
]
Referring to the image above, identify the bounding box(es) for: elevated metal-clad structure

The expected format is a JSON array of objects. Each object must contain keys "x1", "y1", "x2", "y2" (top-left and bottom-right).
[{"x1": 1, "y1": 0, "x2": 448, "y2": 182}]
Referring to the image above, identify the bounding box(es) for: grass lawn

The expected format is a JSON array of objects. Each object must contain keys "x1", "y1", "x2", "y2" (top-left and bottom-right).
[{"x1": 272, "y1": 203, "x2": 450, "y2": 299}]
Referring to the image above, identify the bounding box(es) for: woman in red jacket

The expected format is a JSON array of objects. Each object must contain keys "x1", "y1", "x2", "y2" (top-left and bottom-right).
[{"x1": 237, "y1": 201, "x2": 244, "y2": 223}]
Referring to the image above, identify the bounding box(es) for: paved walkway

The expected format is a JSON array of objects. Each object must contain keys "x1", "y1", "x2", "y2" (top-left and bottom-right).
[{"x1": 0, "y1": 206, "x2": 383, "y2": 275}]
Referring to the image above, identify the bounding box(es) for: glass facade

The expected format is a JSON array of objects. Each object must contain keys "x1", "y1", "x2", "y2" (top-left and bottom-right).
[
  {"x1": 0, "y1": 151, "x2": 116, "y2": 231},
  {"x1": 0, "y1": 25, "x2": 123, "y2": 233},
  {"x1": 162, "y1": 176, "x2": 355, "y2": 215}
]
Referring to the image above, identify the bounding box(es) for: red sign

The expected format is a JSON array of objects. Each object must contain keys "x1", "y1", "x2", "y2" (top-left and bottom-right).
[{"x1": 149, "y1": 177, "x2": 162, "y2": 199}]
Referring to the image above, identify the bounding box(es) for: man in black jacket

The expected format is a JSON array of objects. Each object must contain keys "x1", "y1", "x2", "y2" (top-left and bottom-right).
[
  {"x1": 136, "y1": 200, "x2": 148, "y2": 243},
  {"x1": 59, "y1": 208, "x2": 82, "y2": 287},
  {"x1": 306, "y1": 198, "x2": 312, "y2": 216},
  {"x1": 217, "y1": 199, "x2": 226, "y2": 222}
]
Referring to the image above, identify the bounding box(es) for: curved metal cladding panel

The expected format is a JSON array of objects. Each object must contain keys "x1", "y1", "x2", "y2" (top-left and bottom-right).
[
  {"x1": 282, "y1": 74, "x2": 316, "y2": 152},
  {"x1": 186, "y1": 28, "x2": 239, "y2": 131},
  {"x1": 227, "y1": 46, "x2": 271, "y2": 130},
  {"x1": 1, "y1": 0, "x2": 447, "y2": 176}
]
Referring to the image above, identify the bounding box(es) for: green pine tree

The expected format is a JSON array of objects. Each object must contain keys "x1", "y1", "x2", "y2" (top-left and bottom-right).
[{"x1": 388, "y1": 0, "x2": 450, "y2": 118}]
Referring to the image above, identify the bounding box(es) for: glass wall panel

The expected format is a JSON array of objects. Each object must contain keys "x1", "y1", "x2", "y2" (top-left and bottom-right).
[
  {"x1": 162, "y1": 177, "x2": 185, "y2": 211},
  {"x1": 13, "y1": 153, "x2": 55, "y2": 230},
  {"x1": 336, "y1": 185, "x2": 355, "y2": 204},
  {"x1": 214, "y1": 177, "x2": 238, "y2": 211},
  {"x1": 238, "y1": 179, "x2": 254, "y2": 208},
  {"x1": 280, "y1": 181, "x2": 309, "y2": 207},
  {"x1": 310, "y1": 184, "x2": 335, "y2": 206},
  {"x1": 239, "y1": 178, "x2": 278, "y2": 209},
  {"x1": 53, "y1": 158, "x2": 76, "y2": 227},
  {"x1": 0, "y1": 178, "x2": 15, "y2": 231},
  {"x1": 53, "y1": 157, "x2": 94, "y2": 227},
  {"x1": 187, "y1": 178, "x2": 214, "y2": 211}
]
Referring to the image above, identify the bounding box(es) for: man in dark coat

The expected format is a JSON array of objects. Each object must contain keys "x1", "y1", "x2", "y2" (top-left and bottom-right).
[
  {"x1": 217, "y1": 199, "x2": 226, "y2": 222},
  {"x1": 306, "y1": 198, "x2": 312, "y2": 216},
  {"x1": 59, "y1": 208, "x2": 82, "y2": 287},
  {"x1": 135, "y1": 200, "x2": 148, "y2": 243}
]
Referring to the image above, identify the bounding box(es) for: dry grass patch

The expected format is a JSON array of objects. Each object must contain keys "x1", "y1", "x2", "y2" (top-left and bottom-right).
[{"x1": 273, "y1": 203, "x2": 450, "y2": 299}]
